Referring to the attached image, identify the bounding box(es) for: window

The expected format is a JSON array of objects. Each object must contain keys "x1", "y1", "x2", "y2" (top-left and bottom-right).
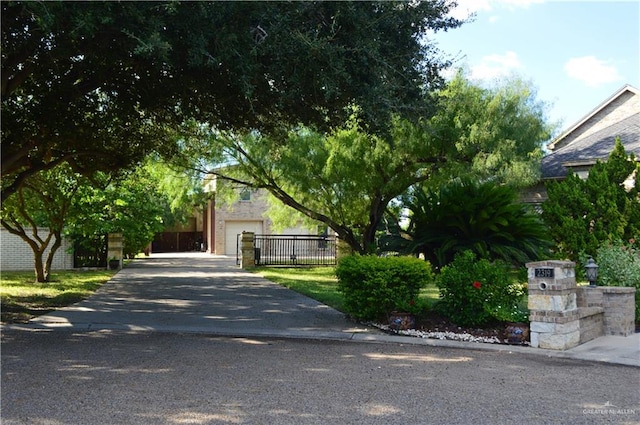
[{"x1": 239, "y1": 188, "x2": 251, "y2": 201}]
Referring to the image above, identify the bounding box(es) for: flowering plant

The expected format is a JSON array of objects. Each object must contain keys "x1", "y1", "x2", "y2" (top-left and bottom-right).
[
  {"x1": 392, "y1": 298, "x2": 423, "y2": 315},
  {"x1": 436, "y1": 251, "x2": 527, "y2": 327}
]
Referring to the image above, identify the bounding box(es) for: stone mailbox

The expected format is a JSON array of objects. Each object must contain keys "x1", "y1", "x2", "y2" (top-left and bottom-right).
[{"x1": 526, "y1": 260, "x2": 580, "y2": 350}]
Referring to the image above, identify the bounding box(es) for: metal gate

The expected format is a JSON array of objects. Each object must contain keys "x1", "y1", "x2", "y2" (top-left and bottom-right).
[
  {"x1": 237, "y1": 234, "x2": 337, "y2": 266},
  {"x1": 74, "y1": 235, "x2": 108, "y2": 268}
]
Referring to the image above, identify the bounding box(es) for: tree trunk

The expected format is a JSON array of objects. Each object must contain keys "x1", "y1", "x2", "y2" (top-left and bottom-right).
[
  {"x1": 361, "y1": 196, "x2": 387, "y2": 254},
  {"x1": 43, "y1": 232, "x2": 63, "y2": 283},
  {"x1": 1, "y1": 219, "x2": 58, "y2": 283},
  {"x1": 33, "y1": 249, "x2": 48, "y2": 282}
]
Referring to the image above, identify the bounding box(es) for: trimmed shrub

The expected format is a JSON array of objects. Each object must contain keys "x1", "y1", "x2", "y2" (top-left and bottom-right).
[
  {"x1": 436, "y1": 250, "x2": 527, "y2": 327},
  {"x1": 596, "y1": 239, "x2": 640, "y2": 322},
  {"x1": 336, "y1": 255, "x2": 433, "y2": 321}
]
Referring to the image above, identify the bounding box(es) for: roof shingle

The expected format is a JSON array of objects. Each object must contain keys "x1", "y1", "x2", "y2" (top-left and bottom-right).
[{"x1": 541, "y1": 112, "x2": 640, "y2": 179}]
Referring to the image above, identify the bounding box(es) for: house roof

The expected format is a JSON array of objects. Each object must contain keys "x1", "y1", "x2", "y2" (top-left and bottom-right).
[
  {"x1": 546, "y1": 84, "x2": 640, "y2": 151},
  {"x1": 541, "y1": 112, "x2": 640, "y2": 179}
]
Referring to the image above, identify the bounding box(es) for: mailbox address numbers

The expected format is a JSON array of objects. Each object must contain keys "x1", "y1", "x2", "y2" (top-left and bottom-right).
[{"x1": 534, "y1": 268, "x2": 554, "y2": 278}]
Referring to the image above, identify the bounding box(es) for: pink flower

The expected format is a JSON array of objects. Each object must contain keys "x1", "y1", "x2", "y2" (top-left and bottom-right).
[{"x1": 472, "y1": 281, "x2": 482, "y2": 289}]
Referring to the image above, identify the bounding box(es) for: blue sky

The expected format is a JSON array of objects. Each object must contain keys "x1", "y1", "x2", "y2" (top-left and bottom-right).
[{"x1": 432, "y1": 0, "x2": 639, "y2": 136}]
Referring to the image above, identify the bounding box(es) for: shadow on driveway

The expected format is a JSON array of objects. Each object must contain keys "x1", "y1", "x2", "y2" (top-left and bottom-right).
[{"x1": 30, "y1": 253, "x2": 375, "y2": 339}]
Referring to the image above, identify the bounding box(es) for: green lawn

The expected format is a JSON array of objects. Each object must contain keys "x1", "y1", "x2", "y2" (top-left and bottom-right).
[
  {"x1": 0, "y1": 270, "x2": 115, "y2": 323},
  {"x1": 255, "y1": 266, "x2": 441, "y2": 313}
]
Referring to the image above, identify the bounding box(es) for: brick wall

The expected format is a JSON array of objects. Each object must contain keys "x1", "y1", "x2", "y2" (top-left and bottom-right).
[
  {"x1": 601, "y1": 287, "x2": 636, "y2": 336},
  {"x1": 213, "y1": 189, "x2": 273, "y2": 255},
  {"x1": 1, "y1": 228, "x2": 74, "y2": 271}
]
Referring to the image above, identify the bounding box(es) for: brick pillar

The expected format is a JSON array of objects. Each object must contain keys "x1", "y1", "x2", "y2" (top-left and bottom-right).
[
  {"x1": 602, "y1": 287, "x2": 636, "y2": 336},
  {"x1": 240, "y1": 232, "x2": 255, "y2": 269},
  {"x1": 107, "y1": 233, "x2": 123, "y2": 270},
  {"x1": 526, "y1": 260, "x2": 580, "y2": 350}
]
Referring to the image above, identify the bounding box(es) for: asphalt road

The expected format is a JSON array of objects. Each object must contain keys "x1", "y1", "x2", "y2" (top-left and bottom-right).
[{"x1": 2, "y1": 329, "x2": 639, "y2": 425}]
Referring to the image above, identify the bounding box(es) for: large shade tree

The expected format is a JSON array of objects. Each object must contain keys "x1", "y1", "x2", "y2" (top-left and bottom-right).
[
  {"x1": 421, "y1": 70, "x2": 554, "y2": 189},
  {"x1": 0, "y1": 165, "x2": 86, "y2": 282},
  {"x1": 0, "y1": 164, "x2": 170, "y2": 282},
  {"x1": 178, "y1": 73, "x2": 554, "y2": 254},
  {"x1": 1, "y1": 0, "x2": 463, "y2": 202},
  {"x1": 67, "y1": 167, "x2": 169, "y2": 261}
]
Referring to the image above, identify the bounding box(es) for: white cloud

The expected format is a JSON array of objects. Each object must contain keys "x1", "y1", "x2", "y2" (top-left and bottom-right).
[
  {"x1": 469, "y1": 51, "x2": 522, "y2": 80},
  {"x1": 449, "y1": 0, "x2": 544, "y2": 20},
  {"x1": 449, "y1": 0, "x2": 491, "y2": 20},
  {"x1": 563, "y1": 56, "x2": 623, "y2": 87}
]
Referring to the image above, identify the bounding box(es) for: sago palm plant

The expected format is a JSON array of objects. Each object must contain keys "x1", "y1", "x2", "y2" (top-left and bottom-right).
[{"x1": 404, "y1": 179, "x2": 552, "y2": 268}]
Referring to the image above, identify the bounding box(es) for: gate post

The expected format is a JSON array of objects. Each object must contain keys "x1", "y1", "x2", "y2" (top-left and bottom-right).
[
  {"x1": 107, "y1": 232, "x2": 123, "y2": 270},
  {"x1": 240, "y1": 232, "x2": 255, "y2": 269},
  {"x1": 526, "y1": 260, "x2": 580, "y2": 350}
]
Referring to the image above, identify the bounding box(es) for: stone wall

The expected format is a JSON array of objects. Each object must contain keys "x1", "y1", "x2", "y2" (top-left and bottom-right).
[
  {"x1": 602, "y1": 287, "x2": 636, "y2": 336},
  {"x1": 527, "y1": 260, "x2": 636, "y2": 350}
]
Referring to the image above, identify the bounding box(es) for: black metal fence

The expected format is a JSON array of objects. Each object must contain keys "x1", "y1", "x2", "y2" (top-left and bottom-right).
[
  {"x1": 238, "y1": 234, "x2": 337, "y2": 266},
  {"x1": 74, "y1": 236, "x2": 108, "y2": 268}
]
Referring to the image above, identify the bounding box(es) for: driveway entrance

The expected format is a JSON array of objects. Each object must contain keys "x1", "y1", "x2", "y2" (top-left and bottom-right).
[{"x1": 29, "y1": 253, "x2": 372, "y2": 339}]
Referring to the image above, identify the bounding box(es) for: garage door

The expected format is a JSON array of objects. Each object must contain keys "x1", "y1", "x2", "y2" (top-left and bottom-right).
[{"x1": 224, "y1": 221, "x2": 263, "y2": 255}]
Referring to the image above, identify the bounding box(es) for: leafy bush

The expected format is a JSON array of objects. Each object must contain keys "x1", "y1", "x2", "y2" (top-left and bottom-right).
[
  {"x1": 401, "y1": 178, "x2": 552, "y2": 269},
  {"x1": 542, "y1": 139, "x2": 639, "y2": 261},
  {"x1": 597, "y1": 240, "x2": 640, "y2": 321},
  {"x1": 436, "y1": 250, "x2": 527, "y2": 327},
  {"x1": 336, "y1": 255, "x2": 433, "y2": 321}
]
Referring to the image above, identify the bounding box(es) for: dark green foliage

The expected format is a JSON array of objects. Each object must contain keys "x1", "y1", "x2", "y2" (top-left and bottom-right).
[
  {"x1": 336, "y1": 255, "x2": 433, "y2": 321},
  {"x1": 67, "y1": 167, "x2": 167, "y2": 258},
  {"x1": 402, "y1": 179, "x2": 552, "y2": 268},
  {"x1": 542, "y1": 139, "x2": 640, "y2": 261},
  {"x1": 2, "y1": 1, "x2": 461, "y2": 202},
  {"x1": 436, "y1": 251, "x2": 527, "y2": 327},
  {"x1": 0, "y1": 165, "x2": 86, "y2": 282},
  {"x1": 596, "y1": 240, "x2": 640, "y2": 322}
]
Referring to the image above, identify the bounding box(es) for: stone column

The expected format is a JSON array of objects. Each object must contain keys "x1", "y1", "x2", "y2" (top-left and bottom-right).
[
  {"x1": 602, "y1": 287, "x2": 636, "y2": 336},
  {"x1": 107, "y1": 232, "x2": 123, "y2": 270},
  {"x1": 240, "y1": 231, "x2": 255, "y2": 269},
  {"x1": 526, "y1": 260, "x2": 580, "y2": 350}
]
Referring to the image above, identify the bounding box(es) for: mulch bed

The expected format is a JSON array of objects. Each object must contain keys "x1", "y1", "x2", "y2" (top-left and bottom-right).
[{"x1": 367, "y1": 311, "x2": 530, "y2": 345}]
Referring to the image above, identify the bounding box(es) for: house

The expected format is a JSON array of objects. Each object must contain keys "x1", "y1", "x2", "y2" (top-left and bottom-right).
[
  {"x1": 200, "y1": 176, "x2": 324, "y2": 256},
  {"x1": 522, "y1": 84, "x2": 640, "y2": 206}
]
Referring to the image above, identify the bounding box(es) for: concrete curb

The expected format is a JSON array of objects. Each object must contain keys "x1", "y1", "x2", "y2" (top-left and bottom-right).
[{"x1": 4, "y1": 322, "x2": 638, "y2": 368}]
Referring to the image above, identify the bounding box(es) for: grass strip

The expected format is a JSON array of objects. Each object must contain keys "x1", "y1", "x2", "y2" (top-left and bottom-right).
[{"x1": 1, "y1": 270, "x2": 115, "y2": 323}]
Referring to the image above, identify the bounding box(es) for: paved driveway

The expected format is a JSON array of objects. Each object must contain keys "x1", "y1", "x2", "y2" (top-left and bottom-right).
[
  {"x1": 3, "y1": 331, "x2": 639, "y2": 425},
  {"x1": 30, "y1": 253, "x2": 374, "y2": 339}
]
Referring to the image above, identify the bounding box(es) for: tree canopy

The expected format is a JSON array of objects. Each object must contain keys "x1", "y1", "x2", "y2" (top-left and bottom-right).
[
  {"x1": 67, "y1": 166, "x2": 168, "y2": 259},
  {"x1": 178, "y1": 74, "x2": 554, "y2": 254},
  {"x1": 420, "y1": 70, "x2": 554, "y2": 189},
  {"x1": 1, "y1": 0, "x2": 462, "y2": 202},
  {"x1": 0, "y1": 164, "x2": 85, "y2": 282}
]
